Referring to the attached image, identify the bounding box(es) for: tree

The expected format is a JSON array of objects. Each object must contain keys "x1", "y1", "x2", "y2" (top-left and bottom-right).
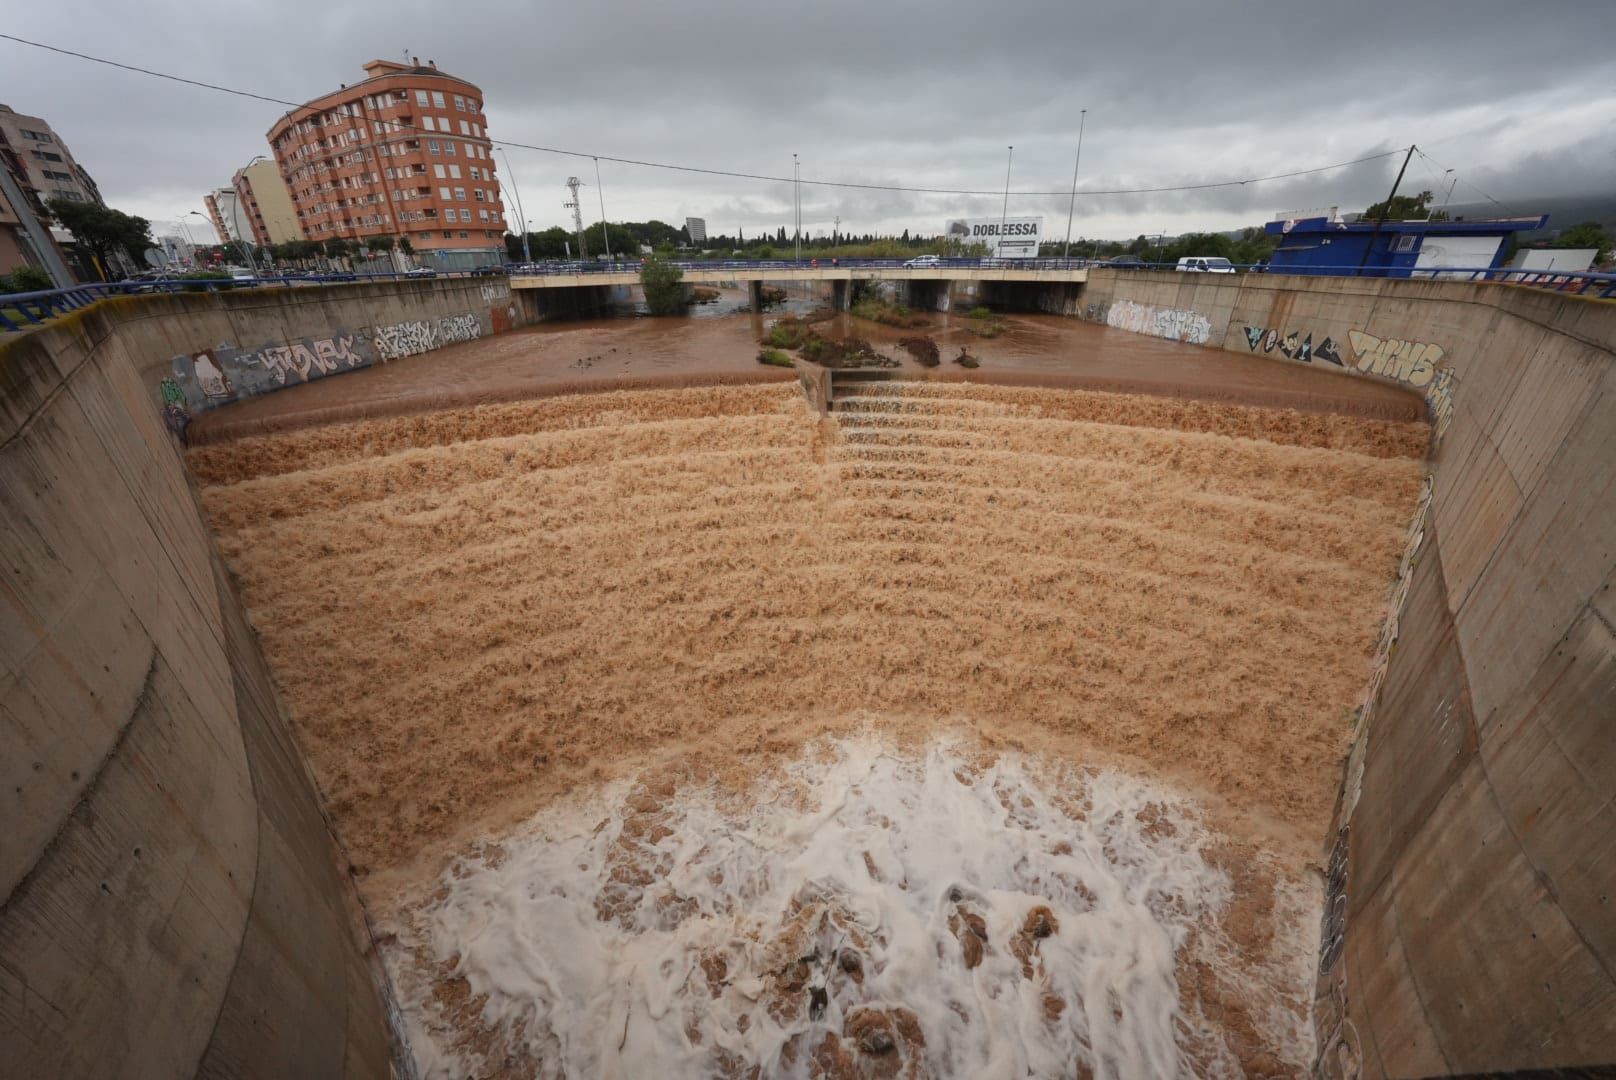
[
  {"x1": 1363, "y1": 189, "x2": 1441, "y2": 221},
  {"x1": 1551, "y1": 221, "x2": 1611, "y2": 262},
  {"x1": 398, "y1": 236, "x2": 415, "y2": 257},
  {"x1": 640, "y1": 255, "x2": 686, "y2": 315},
  {"x1": 46, "y1": 197, "x2": 153, "y2": 278}
]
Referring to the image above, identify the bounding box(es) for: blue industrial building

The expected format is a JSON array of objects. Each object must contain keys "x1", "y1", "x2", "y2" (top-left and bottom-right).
[{"x1": 1265, "y1": 213, "x2": 1548, "y2": 277}]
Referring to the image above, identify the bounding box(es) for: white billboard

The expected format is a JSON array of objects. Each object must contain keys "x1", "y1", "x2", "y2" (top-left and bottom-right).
[{"x1": 946, "y1": 217, "x2": 1043, "y2": 258}]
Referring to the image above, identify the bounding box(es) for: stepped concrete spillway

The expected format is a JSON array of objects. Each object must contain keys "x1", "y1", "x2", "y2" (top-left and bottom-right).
[{"x1": 1, "y1": 270, "x2": 1611, "y2": 1077}]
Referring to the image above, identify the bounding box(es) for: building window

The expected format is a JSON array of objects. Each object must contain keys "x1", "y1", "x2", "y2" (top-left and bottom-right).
[
  {"x1": 416, "y1": 90, "x2": 430, "y2": 106},
  {"x1": 434, "y1": 164, "x2": 446, "y2": 179},
  {"x1": 432, "y1": 91, "x2": 446, "y2": 108},
  {"x1": 470, "y1": 99, "x2": 480, "y2": 112},
  {"x1": 454, "y1": 95, "x2": 466, "y2": 111},
  {"x1": 447, "y1": 164, "x2": 461, "y2": 179},
  {"x1": 428, "y1": 140, "x2": 440, "y2": 154},
  {"x1": 454, "y1": 187, "x2": 466, "y2": 201},
  {"x1": 458, "y1": 120, "x2": 470, "y2": 136},
  {"x1": 443, "y1": 231, "x2": 453, "y2": 238},
  {"x1": 439, "y1": 186, "x2": 452, "y2": 200},
  {"x1": 459, "y1": 231, "x2": 469, "y2": 239},
  {"x1": 472, "y1": 123, "x2": 481, "y2": 137},
  {"x1": 420, "y1": 115, "x2": 434, "y2": 132},
  {"x1": 444, "y1": 142, "x2": 456, "y2": 156},
  {"x1": 474, "y1": 188, "x2": 485, "y2": 201}
]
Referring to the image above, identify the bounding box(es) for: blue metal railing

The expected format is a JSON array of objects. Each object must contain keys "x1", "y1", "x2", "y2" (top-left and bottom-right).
[
  {"x1": 0, "y1": 266, "x2": 505, "y2": 332},
  {"x1": 501, "y1": 256, "x2": 1616, "y2": 298}
]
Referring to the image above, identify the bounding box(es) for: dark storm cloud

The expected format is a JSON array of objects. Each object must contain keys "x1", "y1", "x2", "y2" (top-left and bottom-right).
[{"x1": 4, "y1": 0, "x2": 1612, "y2": 240}]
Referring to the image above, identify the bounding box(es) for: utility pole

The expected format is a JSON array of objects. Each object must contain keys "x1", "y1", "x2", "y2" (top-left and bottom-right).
[
  {"x1": 1356, "y1": 144, "x2": 1415, "y2": 276},
  {"x1": 833, "y1": 214, "x2": 841, "y2": 247},
  {"x1": 499, "y1": 148, "x2": 530, "y2": 262},
  {"x1": 593, "y1": 157, "x2": 612, "y2": 259},
  {"x1": 0, "y1": 162, "x2": 74, "y2": 286},
  {"x1": 564, "y1": 176, "x2": 587, "y2": 260},
  {"x1": 792, "y1": 153, "x2": 800, "y2": 262},
  {"x1": 999, "y1": 146, "x2": 1014, "y2": 261},
  {"x1": 1063, "y1": 110, "x2": 1087, "y2": 260}
]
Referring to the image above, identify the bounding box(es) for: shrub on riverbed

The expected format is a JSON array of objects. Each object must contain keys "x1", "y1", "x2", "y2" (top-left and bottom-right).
[
  {"x1": 898, "y1": 336, "x2": 941, "y2": 366},
  {"x1": 640, "y1": 256, "x2": 687, "y2": 315},
  {"x1": 757, "y1": 348, "x2": 794, "y2": 367}
]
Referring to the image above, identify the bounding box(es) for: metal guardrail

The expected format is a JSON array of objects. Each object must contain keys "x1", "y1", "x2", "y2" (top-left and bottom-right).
[
  {"x1": 504, "y1": 256, "x2": 1102, "y2": 275},
  {"x1": 503, "y1": 256, "x2": 1616, "y2": 298},
  {"x1": 0, "y1": 267, "x2": 504, "y2": 332},
  {"x1": 5, "y1": 258, "x2": 1612, "y2": 333}
]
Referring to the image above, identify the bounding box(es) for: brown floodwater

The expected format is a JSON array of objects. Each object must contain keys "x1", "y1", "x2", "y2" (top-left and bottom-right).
[{"x1": 188, "y1": 289, "x2": 1424, "y2": 443}]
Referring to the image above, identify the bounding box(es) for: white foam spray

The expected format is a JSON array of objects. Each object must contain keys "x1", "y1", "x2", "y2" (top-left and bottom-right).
[{"x1": 382, "y1": 739, "x2": 1315, "y2": 1078}]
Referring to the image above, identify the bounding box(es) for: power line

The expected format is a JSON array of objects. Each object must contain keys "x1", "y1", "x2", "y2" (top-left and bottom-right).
[
  {"x1": 1414, "y1": 147, "x2": 1519, "y2": 215},
  {"x1": 1, "y1": 32, "x2": 1405, "y2": 199}
]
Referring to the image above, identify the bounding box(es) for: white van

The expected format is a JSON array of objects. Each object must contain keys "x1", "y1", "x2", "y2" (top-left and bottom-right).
[{"x1": 1176, "y1": 257, "x2": 1236, "y2": 274}]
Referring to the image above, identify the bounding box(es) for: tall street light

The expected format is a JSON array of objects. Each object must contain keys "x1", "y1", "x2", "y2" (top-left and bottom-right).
[
  {"x1": 499, "y1": 148, "x2": 530, "y2": 263},
  {"x1": 593, "y1": 157, "x2": 611, "y2": 260},
  {"x1": 793, "y1": 153, "x2": 801, "y2": 262},
  {"x1": 189, "y1": 210, "x2": 255, "y2": 272},
  {"x1": 1063, "y1": 110, "x2": 1088, "y2": 259},
  {"x1": 999, "y1": 146, "x2": 1014, "y2": 261}
]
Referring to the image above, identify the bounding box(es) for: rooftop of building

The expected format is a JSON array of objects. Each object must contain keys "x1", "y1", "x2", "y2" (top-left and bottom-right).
[
  {"x1": 1267, "y1": 213, "x2": 1548, "y2": 237},
  {"x1": 267, "y1": 57, "x2": 484, "y2": 138}
]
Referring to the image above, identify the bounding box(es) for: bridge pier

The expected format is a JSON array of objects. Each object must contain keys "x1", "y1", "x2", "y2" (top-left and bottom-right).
[
  {"x1": 831, "y1": 280, "x2": 849, "y2": 312},
  {"x1": 748, "y1": 280, "x2": 764, "y2": 312}
]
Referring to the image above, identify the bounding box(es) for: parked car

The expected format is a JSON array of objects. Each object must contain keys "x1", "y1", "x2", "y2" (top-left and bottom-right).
[
  {"x1": 1107, "y1": 256, "x2": 1148, "y2": 270},
  {"x1": 227, "y1": 267, "x2": 260, "y2": 286},
  {"x1": 904, "y1": 254, "x2": 942, "y2": 269},
  {"x1": 405, "y1": 267, "x2": 436, "y2": 278},
  {"x1": 1175, "y1": 257, "x2": 1236, "y2": 274}
]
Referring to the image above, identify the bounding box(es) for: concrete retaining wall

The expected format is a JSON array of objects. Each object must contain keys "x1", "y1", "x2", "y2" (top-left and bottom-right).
[
  {"x1": 0, "y1": 284, "x2": 500, "y2": 1076},
  {"x1": 1083, "y1": 269, "x2": 1616, "y2": 1076},
  {"x1": 134, "y1": 276, "x2": 522, "y2": 440}
]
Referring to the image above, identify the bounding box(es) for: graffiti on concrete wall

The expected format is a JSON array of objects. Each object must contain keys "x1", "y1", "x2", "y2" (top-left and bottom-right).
[
  {"x1": 373, "y1": 313, "x2": 482, "y2": 360},
  {"x1": 159, "y1": 377, "x2": 191, "y2": 443},
  {"x1": 1105, "y1": 299, "x2": 1212, "y2": 344},
  {"x1": 1242, "y1": 324, "x2": 1456, "y2": 440},
  {"x1": 160, "y1": 309, "x2": 488, "y2": 422},
  {"x1": 480, "y1": 282, "x2": 509, "y2": 302},
  {"x1": 249, "y1": 335, "x2": 366, "y2": 386},
  {"x1": 1242, "y1": 325, "x2": 1346, "y2": 366}
]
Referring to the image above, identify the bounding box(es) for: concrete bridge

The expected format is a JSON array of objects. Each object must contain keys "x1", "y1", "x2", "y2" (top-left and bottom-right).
[{"x1": 508, "y1": 257, "x2": 1091, "y2": 315}]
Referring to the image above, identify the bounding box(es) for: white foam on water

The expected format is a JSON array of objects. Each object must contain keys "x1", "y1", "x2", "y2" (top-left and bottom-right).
[{"x1": 383, "y1": 738, "x2": 1315, "y2": 1078}]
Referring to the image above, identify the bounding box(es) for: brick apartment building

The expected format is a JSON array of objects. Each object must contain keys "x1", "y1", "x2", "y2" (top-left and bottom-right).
[{"x1": 267, "y1": 58, "x2": 506, "y2": 269}]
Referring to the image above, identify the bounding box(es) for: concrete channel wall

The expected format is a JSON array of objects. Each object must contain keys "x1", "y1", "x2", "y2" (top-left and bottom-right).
[
  {"x1": 0, "y1": 277, "x2": 515, "y2": 1077},
  {"x1": 1083, "y1": 269, "x2": 1616, "y2": 1076}
]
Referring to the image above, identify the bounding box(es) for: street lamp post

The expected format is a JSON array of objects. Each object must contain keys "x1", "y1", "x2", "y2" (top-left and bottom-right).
[
  {"x1": 190, "y1": 210, "x2": 256, "y2": 274},
  {"x1": 1063, "y1": 110, "x2": 1087, "y2": 260},
  {"x1": 499, "y1": 149, "x2": 531, "y2": 263},
  {"x1": 792, "y1": 153, "x2": 800, "y2": 263},
  {"x1": 593, "y1": 157, "x2": 611, "y2": 260},
  {"x1": 998, "y1": 146, "x2": 1014, "y2": 261}
]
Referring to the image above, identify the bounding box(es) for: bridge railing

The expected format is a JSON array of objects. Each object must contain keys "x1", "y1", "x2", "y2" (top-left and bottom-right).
[
  {"x1": 0, "y1": 267, "x2": 506, "y2": 332},
  {"x1": 504, "y1": 256, "x2": 1104, "y2": 276},
  {"x1": 501, "y1": 256, "x2": 1616, "y2": 297}
]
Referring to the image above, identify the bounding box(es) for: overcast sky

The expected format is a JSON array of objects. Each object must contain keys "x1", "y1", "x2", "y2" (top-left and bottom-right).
[{"x1": 4, "y1": 0, "x2": 1613, "y2": 244}]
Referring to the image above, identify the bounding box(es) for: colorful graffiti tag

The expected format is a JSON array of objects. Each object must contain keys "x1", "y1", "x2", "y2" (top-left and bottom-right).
[
  {"x1": 249, "y1": 335, "x2": 365, "y2": 386},
  {"x1": 1105, "y1": 299, "x2": 1212, "y2": 345},
  {"x1": 1242, "y1": 324, "x2": 1456, "y2": 439},
  {"x1": 158, "y1": 377, "x2": 191, "y2": 443}
]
